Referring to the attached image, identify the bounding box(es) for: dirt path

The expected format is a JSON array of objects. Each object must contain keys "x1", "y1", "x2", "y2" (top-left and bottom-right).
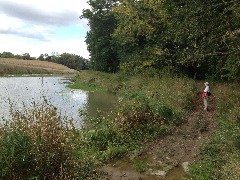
[
  {"x1": 147, "y1": 94, "x2": 217, "y2": 168},
  {"x1": 100, "y1": 94, "x2": 217, "y2": 180}
]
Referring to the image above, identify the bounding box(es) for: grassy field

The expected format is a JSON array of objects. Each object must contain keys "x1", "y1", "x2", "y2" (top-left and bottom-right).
[{"x1": 0, "y1": 58, "x2": 78, "y2": 75}]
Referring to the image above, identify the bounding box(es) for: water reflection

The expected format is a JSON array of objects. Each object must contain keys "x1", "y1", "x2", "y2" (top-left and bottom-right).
[
  {"x1": 0, "y1": 76, "x2": 117, "y2": 126},
  {"x1": 86, "y1": 92, "x2": 117, "y2": 117}
]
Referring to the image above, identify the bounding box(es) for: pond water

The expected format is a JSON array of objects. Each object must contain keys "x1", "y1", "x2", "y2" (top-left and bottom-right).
[{"x1": 0, "y1": 76, "x2": 117, "y2": 127}]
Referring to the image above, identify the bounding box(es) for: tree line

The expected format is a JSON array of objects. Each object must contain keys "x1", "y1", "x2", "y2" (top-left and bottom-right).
[
  {"x1": 81, "y1": 0, "x2": 240, "y2": 81},
  {"x1": 0, "y1": 52, "x2": 35, "y2": 60},
  {"x1": 0, "y1": 52, "x2": 89, "y2": 71}
]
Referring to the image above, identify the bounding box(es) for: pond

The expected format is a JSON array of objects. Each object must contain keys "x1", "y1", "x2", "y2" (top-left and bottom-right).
[{"x1": 0, "y1": 76, "x2": 117, "y2": 127}]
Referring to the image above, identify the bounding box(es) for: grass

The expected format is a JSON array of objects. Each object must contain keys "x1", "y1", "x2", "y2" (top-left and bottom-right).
[
  {"x1": 133, "y1": 158, "x2": 149, "y2": 173},
  {"x1": 0, "y1": 58, "x2": 78, "y2": 75},
  {"x1": 69, "y1": 70, "x2": 197, "y2": 163},
  {"x1": 0, "y1": 100, "x2": 97, "y2": 179}
]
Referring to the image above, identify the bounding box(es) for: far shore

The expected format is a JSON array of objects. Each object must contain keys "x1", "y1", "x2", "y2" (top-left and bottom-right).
[{"x1": 0, "y1": 58, "x2": 79, "y2": 75}]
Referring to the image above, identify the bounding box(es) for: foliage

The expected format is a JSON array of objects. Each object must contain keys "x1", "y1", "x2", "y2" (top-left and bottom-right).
[
  {"x1": 0, "y1": 52, "x2": 35, "y2": 60},
  {"x1": 71, "y1": 71, "x2": 196, "y2": 141},
  {"x1": 38, "y1": 52, "x2": 89, "y2": 71},
  {"x1": 81, "y1": 0, "x2": 119, "y2": 72},
  {"x1": 0, "y1": 52, "x2": 15, "y2": 58},
  {"x1": 113, "y1": 0, "x2": 170, "y2": 74},
  {"x1": 0, "y1": 130, "x2": 35, "y2": 179},
  {"x1": 82, "y1": 0, "x2": 240, "y2": 81}
]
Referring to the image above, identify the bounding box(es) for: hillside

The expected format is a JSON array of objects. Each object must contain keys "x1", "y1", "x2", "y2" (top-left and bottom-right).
[{"x1": 0, "y1": 58, "x2": 78, "y2": 75}]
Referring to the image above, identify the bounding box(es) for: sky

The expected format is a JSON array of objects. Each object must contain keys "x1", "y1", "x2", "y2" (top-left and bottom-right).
[{"x1": 0, "y1": 0, "x2": 90, "y2": 59}]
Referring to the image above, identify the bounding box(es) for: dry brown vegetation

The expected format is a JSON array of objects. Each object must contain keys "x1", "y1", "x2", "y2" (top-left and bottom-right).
[{"x1": 0, "y1": 58, "x2": 78, "y2": 74}]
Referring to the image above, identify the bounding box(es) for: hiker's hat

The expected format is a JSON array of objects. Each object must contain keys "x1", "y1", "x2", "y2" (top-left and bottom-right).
[{"x1": 204, "y1": 82, "x2": 209, "y2": 85}]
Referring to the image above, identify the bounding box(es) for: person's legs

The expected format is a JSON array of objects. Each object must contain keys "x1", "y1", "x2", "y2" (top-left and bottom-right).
[{"x1": 203, "y1": 97, "x2": 208, "y2": 110}]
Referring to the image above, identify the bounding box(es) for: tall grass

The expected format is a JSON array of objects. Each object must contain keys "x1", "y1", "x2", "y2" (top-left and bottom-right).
[
  {"x1": 69, "y1": 71, "x2": 198, "y2": 159},
  {"x1": 72, "y1": 71, "x2": 197, "y2": 132},
  {"x1": 0, "y1": 100, "x2": 96, "y2": 179}
]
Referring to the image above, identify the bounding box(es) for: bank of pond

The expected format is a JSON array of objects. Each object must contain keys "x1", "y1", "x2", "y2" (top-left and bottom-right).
[{"x1": 0, "y1": 71, "x2": 239, "y2": 179}]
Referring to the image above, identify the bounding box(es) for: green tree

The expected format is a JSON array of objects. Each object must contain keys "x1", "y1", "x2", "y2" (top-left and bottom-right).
[
  {"x1": 112, "y1": 0, "x2": 240, "y2": 80},
  {"x1": 113, "y1": 0, "x2": 172, "y2": 74},
  {"x1": 58, "y1": 53, "x2": 89, "y2": 71},
  {"x1": 14, "y1": 54, "x2": 23, "y2": 59},
  {"x1": 170, "y1": 0, "x2": 240, "y2": 80},
  {"x1": 0, "y1": 52, "x2": 15, "y2": 58},
  {"x1": 198, "y1": 0, "x2": 240, "y2": 81},
  {"x1": 37, "y1": 54, "x2": 45, "y2": 61},
  {"x1": 22, "y1": 53, "x2": 35, "y2": 60},
  {"x1": 81, "y1": 0, "x2": 119, "y2": 72}
]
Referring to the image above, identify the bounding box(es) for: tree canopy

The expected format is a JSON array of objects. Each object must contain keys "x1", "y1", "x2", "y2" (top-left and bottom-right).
[
  {"x1": 38, "y1": 53, "x2": 89, "y2": 71},
  {"x1": 81, "y1": 0, "x2": 120, "y2": 72},
  {"x1": 82, "y1": 0, "x2": 240, "y2": 81}
]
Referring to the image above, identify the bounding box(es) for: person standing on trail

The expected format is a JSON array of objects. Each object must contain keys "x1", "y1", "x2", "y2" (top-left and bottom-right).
[{"x1": 202, "y1": 82, "x2": 210, "y2": 111}]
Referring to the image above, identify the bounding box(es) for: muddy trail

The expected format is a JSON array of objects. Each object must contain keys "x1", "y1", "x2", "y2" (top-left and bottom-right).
[{"x1": 100, "y1": 94, "x2": 217, "y2": 180}]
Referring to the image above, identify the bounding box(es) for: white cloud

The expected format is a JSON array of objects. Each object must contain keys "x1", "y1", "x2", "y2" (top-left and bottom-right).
[
  {"x1": 0, "y1": 0, "x2": 90, "y2": 58},
  {"x1": 0, "y1": 34, "x2": 89, "y2": 58}
]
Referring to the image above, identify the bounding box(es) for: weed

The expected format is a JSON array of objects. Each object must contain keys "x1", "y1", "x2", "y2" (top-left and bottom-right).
[
  {"x1": 133, "y1": 159, "x2": 148, "y2": 173},
  {"x1": 0, "y1": 101, "x2": 96, "y2": 179}
]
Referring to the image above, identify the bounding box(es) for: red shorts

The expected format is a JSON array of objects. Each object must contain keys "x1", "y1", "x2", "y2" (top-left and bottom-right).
[{"x1": 202, "y1": 92, "x2": 207, "y2": 98}]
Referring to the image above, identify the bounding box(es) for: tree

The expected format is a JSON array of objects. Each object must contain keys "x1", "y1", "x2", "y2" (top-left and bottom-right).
[
  {"x1": 199, "y1": 0, "x2": 239, "y2": 80},
  {"x1": 37, "y1": 54, "x2": 45, "y2": 61},
  {"x1": 81, "y1": 0, "x2": 120, "y2": 72},
  {"x1": 22, "y1": 53, "x2": 35, "y2": 60},
  {"x1": 112, "y1": 0, "x2": 240, "y2": 80},
  {"x1": 0, "y1": 52, "x2": 15, "y2": 58},
  {"x1": 112, "y1": 0, "x2": 171, "y2": 74},
  {"x1": 37, "y1": 52, "x2": 89, "y2": 70}
]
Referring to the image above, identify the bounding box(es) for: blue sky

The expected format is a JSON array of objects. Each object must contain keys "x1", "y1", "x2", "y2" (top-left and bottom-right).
[{"x1": 0, "y1": 0, "x2": 90, "y2": 58}]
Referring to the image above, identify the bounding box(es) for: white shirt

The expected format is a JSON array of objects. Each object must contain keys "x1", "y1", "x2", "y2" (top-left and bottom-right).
[{"x1": 204, "y1": 85, "x2": 210, "y2": 92}]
